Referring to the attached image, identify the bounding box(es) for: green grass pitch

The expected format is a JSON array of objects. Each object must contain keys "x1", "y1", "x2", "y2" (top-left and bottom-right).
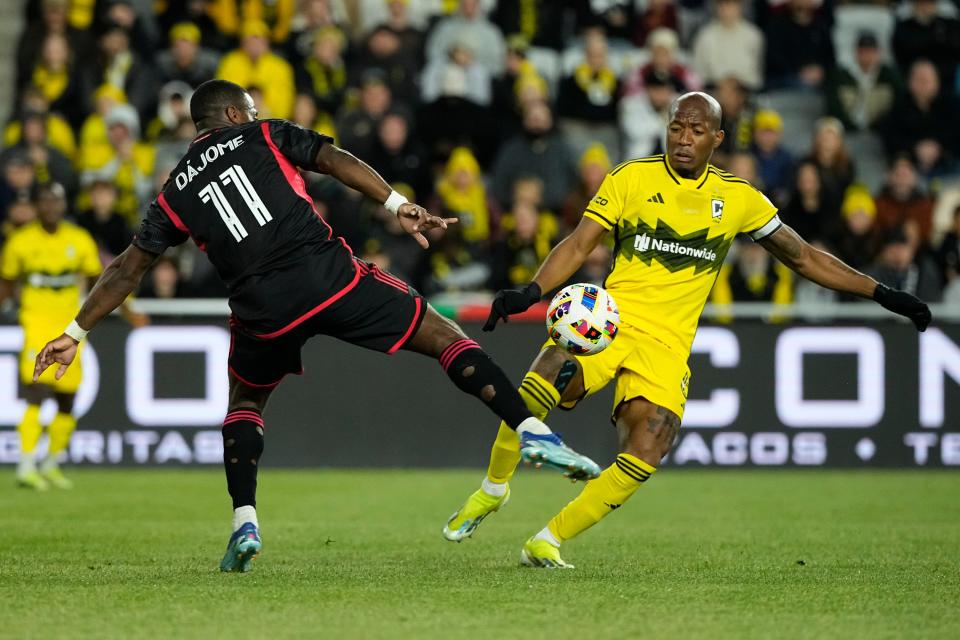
[{"x1": 2, "y1": 469, "x2": 958, "y2": 639}]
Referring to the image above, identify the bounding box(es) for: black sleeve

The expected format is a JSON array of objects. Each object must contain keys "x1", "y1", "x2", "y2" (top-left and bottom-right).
[
  {"x1": 132, "y1": 199, "x2": 189, "y2": 255},
  {"x1": 266, "y1": 119, "x2": 334, "y2": 171}
]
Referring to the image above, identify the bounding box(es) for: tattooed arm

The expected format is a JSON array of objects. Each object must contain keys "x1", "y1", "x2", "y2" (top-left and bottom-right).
[
  {"x1": 758, "y1": 224, "x2": 877, "y2": 298},
  {"x1": 759, "y1": 223, "x2": 931, "y2": 330}
]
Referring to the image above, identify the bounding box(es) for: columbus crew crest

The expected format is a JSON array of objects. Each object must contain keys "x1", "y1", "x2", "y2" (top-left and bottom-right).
[{"x1": 711, "y1": 198, "x2": 724, "y2": 223}]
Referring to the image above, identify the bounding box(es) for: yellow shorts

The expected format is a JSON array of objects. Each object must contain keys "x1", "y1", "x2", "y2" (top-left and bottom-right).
[
  {"x1": 20, "y1": 318, "x2": 83, "y2": 393},
  {"x1": 547, "y1": 320, "x2": 690, "y2": 421}
]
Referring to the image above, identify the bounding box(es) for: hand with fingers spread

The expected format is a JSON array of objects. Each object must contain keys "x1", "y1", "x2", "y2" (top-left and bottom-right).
[
  {"x1": 33, "y1": 334, "x2": 79, "y2": 383},
  {"x1": 396, "y1": 202, "x2": 458, "y2": 249}
]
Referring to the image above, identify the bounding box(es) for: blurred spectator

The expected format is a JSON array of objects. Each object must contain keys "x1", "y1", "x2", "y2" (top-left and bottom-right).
[
  {"x1": 76, "y1": 179, "x2": 133, "y2": 259},
  {"x1": 146, "y1": 82, "x2": 195, "y2": 143},
  {"x1": 80, "y1": 21, "x2": 157, "y2": 124},
  {"x1": 353, "y1": 24, "x2": 422, "y2": 107},
  {"x1": 489, "y1": 197, "x2": 558, "y2": 289},
  {"x1": 491, "y1": 36, "x2": 546, "y2": 142},
  {"x1": 430, "y1": 147, "x2": 500, "y2": 246},
  {"x1": 0, "y1": 152, "x2": 37, "y2": 228},
  {"x1": 491, "y1": 101, "x2": 575, "y2": 211},
  {"x1": 2, "y1": 110, "x2": 77, "y2": 196},
  {"x1": 866, "y1": 226, "x2": 941, "y2": 301},
  {"x1": 421, "y1": 42, "x2": 492, "y2": 106},
  {"x1": 336, "y1": 70, "x2": 393, "y2": 159},
  {"x1": 573, "y1": 0, "x2": 634, "y2": 42},
  {"x1": 873, "y1": 154, "x2": 935, "y2": 249},
  {"x1": 156, "y1": 22, "x2": 221, "y2": 88},
  {"x1": 764, "y1": 0, "x2": 834, "y2": 90},
  {"x1": 780, "y1": 160, "x2": 836, "y2": 244},
  {"x1": 296, "y1": 26, "x2": 348, "y2": 117},
  {"x1": 750, "y1": 109, "x2": 793, "y2": 206},
  {"x1": 632, "y1": 0, "x2": 679, "y2": 48},
  {"x1": 205, "y1": 0, "x2": 296, "y2": 46},
  {"x1": 17, "y1": 0, "x2": 91, "y2": 92},
  {"x1": 491, "y1": 0, "x2": 567, "y2": 50},
  {"x1": 2, "y1": 200, "x2": 38, "y2": 241},
  {"x1": 936, "y1": 205, "x2": 960, "y2": 289},
  {"x1": 726, "y1": 151, "x2": 760, "y2": 186},
  {"x1": 216, "y1": 19, "x2": 295, "y2": 119},
  {"x1": 140, "y1": 256, "x2": 185, "y2": 298},
  {"x1": 21, "y1": 33, "x2": 84, "y2": 128},
  {"x1": 80, "y1": 104, "x2": 156, "y2": 225},
  {"x1": 79, "y1": 84, "x2": 128, "y2": 170},
  {"x1": 292, "y1": 93, "x2": 337, "y2": 140},
  {"x1": 623, "y1": 28, "x2": 701, "y2": 97},
  {"x1": 286, "y1": 0, "x2": 342, "y2": 65},
  {"x1": 417, "y1": 79, "x2": 499, "y2": 168},
  {"x1": 892, "y1": 0, "x2": 960, "y2": 92},
  {"x1": 692, "y1": 0, "x2": 764, "y2": 90},
  {"x1": 368, "y1": 111, "x2": 431, "y2": 200},
  {"x1": 426, "y1": 0, "x2": 506, "y2": 77},
  {"x1": 556, "y1": 30, "x2": 620, "y2": 156},
  {"x1": 377, "y1": 0, "x2": 426, "y2": 64},
  {"x1": 620, "y1": 72, "x2": 676, "y2": 159},
  {"x1": 714, "y1": 240, "x2": 793, "y2": 303},
  {"x1": 415, "y1": 222, "x2": 491, "y2": 295},
  {"x1": 572, "y1": 243, "x2": 613, "y2": 286},
  {"x1": 825, "y1": 32, "x2": 903, "y2": 133},
  {"x1": 157, "y1": 0, "x2": 233, "y2": 51},
  {"x1": 4, "y1": 88, "x2": 77, "y2": 163},
  {"x1": 563, "y1": 143, "x2": 612, "y2": 232},
  {"x1": 805, "y1": 117, "x2": 855, "y2": 213},
  {"x1": 830, "y1": 184, "x2": 878, "y2": 270},
  {"x1": 713, "y1": 76, "x2": 753, "y2": 163},
  {"x1": 98, "y1": 0, "x2": 160, "y2": 59},
  {"x1": 881, "y1": 60, "x2": 958, "y2": 178}
]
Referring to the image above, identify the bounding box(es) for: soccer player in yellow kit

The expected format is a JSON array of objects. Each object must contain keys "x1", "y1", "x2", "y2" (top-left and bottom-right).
[
  {"x1": 442, "y1": 92, "x2": 932, "y2": 567},
  {"x1": 1, "y1": 183, "x2": 104, "y2": 490}
]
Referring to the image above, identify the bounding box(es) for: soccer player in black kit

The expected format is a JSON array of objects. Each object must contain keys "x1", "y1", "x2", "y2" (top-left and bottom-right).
[{"x1": 33, "y1": 80, "x2": 601, "y2": 572}]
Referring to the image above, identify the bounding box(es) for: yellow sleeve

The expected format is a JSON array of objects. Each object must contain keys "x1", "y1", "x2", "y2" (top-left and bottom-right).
[
  {"x1": 740, "y1": 185, "x2": 781, "y2": 241},
  {"x1": 582, "y1": 173, "x2": 625, "y2": 231},
  {"x1": 78, "y1": 230, "x2": 102, "y2": 277},
  {"x1": 0, "y1": 235, "x2": 22, "y2": 281}
]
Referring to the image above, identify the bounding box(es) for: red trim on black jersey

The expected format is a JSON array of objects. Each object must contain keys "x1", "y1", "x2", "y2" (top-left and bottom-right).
[
  {"x1": 387, "y1": 296, "x2": 423, "y2": 354},
  {"x1": 228, "y1": 365, "x2": 293, "y2": 389},
  {"x1": 251, "y1": 265, "x2": 362, "y2": 340},
  {"x1": 158, "y1": 192, "x2": 207, "y2": 252}
]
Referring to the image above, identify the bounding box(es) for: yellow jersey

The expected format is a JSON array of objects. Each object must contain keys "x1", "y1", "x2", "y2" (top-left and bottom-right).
[
  {"x1": 583, "y1": 154, "x2": 780, "y2": 355},
  {"x1": 0, "y1": 221, "x2": 102, "y2": 321}
]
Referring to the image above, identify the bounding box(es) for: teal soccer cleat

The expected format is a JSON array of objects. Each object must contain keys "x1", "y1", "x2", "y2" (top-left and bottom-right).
[
  {"x1": 519, "y1": 432, "x2": 601, "y2": 481},
  {"x1": 220, "y1": 522, "x2": 262, "y2": 573}
]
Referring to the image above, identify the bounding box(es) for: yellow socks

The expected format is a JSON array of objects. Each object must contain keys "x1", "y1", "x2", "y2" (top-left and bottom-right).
[
  {"x1": 47, "y1": 412, "x2": 77, "y2": 458},
  {"x1": 548, "y1": 453, "x2": 656, "y2": 542},
  {"x1": 17, "y1": 404, "x2": 42, "y2": 459},
  {"x1": 486, "y1": 372, "x2": 560, "y2": 484}
]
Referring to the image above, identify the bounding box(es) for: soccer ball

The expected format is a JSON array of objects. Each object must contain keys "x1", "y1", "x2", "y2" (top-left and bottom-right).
[{"x1": 545, "y1": 284, "x2": 620, "y2": 355}]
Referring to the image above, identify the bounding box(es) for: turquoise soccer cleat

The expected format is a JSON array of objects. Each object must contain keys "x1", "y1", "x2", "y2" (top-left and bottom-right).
[
  {"x1": 219, "y1": 522, "x2": 262, "y2": 573},
  {"x1": 519, "y1": 432, "x2": 602, "y2": 480}
]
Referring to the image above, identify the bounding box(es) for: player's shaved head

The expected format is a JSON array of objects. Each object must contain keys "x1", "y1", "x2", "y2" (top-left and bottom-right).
[
  {"x1": 669, "y1": 92, "x2": 722, "y2": 130},
  {"x1": 190, "y1": 79, "x2": 256, "y2": 129}
]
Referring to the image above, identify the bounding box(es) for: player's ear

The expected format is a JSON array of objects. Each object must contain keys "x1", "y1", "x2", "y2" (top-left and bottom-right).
[
  {"x1": 713, "y1": 129, "x2": 725, "y2": 149},
  {"x1": 225, "y1": 104, "x2": 240, "y2": 124}
]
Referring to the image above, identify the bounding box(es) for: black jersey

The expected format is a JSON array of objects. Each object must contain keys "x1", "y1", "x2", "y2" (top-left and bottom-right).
[{"x1": 133, "y1": 119, "x2": 359, "y2": 337}]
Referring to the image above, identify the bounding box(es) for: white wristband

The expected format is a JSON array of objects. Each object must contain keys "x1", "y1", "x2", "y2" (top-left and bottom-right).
[
  {"x1": 64, "y1": 320, "x2": 88, "y2": 342},
  {"x1": 384, "y1": 190, "x2": 408, "y2": 216}
]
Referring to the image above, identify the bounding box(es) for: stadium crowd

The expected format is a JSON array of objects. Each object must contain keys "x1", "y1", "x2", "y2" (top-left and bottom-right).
[{"x1": 2, "y1": 0, "x2": 960, "y2": 307}]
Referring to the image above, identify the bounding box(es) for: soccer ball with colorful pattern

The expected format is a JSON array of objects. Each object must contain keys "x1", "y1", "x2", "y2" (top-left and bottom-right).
[{"x1": 545, "y1": 284, "x2": 620, "y2": 355}]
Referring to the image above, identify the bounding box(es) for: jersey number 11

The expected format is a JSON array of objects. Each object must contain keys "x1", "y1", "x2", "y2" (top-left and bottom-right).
[{"x1": 198, "y1": 165, "x2": 273, "y2": 242}]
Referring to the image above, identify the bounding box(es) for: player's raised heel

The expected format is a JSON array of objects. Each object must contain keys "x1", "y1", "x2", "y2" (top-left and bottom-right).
[
  {"x1": 520, "y1": 537, "x2": 574, "y2": 569},
  {"x1": 519, "y1": 432, "x2": 602, "y2": 480},
  {"x1": 442, "y1": 485, "x2": 510, "y2": 542},
  {"x1": 220, "y1": 522, "x2": 262, "y2": 573},
  {"x1": 16, "y1": 469, "x2": 49, "y2": 491}
]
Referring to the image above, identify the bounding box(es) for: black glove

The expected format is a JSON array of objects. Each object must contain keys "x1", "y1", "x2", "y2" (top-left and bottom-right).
[
  {"x1": 483, "y1": 282, "x2": 542, "y2": 332},
  {"x1": 873, "y1": 283, "x2": 932, "y2": 331}
]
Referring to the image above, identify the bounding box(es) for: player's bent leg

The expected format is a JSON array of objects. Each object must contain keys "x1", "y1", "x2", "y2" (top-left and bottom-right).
[
  {"x1": 405, "y1": 307, "x2": 600, "y2": 482},
  {"x1": 16, "y1": 385, "x2": 47, "y2": 491},
  {"x1": 219, "y1": 374, "x2": 272, "y2": 573},
  {"x1": 444, "y1": 348, "x2": 589, "y2": 541},
  {"x1": 39, "y1": 393, "x2": 77, "y2": 489},
  {"x1": 523, "y1": 397, "x2": 679, "y2": 569}
]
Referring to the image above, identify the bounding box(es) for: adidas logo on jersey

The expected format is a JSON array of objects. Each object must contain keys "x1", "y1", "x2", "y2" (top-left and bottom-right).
[
  {"x1": 633, "y1": 233, "x2": 718, "y2": 262},
  {"x1": 647, "y1": 192, "x2": 665, "y2": 204}
]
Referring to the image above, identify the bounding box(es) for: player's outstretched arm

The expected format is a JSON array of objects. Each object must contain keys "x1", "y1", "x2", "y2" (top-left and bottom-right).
[
  {"x1": 314, "y1": 143, "x2": 456, "y2": 249},
  {"x1": 33, "y1": 245, "x2": 159, "y2": 381},
  {"x1": 759, "y1": 223, "x2": 932, "y2": 330},
  {"x1": 484, "y1": 217, "x2": 608, "y2": 331}
]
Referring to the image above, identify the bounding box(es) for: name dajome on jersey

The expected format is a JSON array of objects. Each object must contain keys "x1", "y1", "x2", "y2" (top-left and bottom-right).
[
  {"x1": 174, "y1": 135, "x2": 245, "y2": 190},
  {"x1": 633, "y1": 233, "x2": 718, "y2": 263}
]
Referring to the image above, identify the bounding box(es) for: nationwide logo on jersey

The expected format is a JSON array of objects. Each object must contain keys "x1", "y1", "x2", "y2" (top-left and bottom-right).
[{"x1": 618, "y1": 218, "x2": 732, "y2": 274}]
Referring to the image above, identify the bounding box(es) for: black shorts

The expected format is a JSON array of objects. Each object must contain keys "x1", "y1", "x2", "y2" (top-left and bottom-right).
[{"x1": 228, "y1": 261, "x2": 426, "y2": 387}]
